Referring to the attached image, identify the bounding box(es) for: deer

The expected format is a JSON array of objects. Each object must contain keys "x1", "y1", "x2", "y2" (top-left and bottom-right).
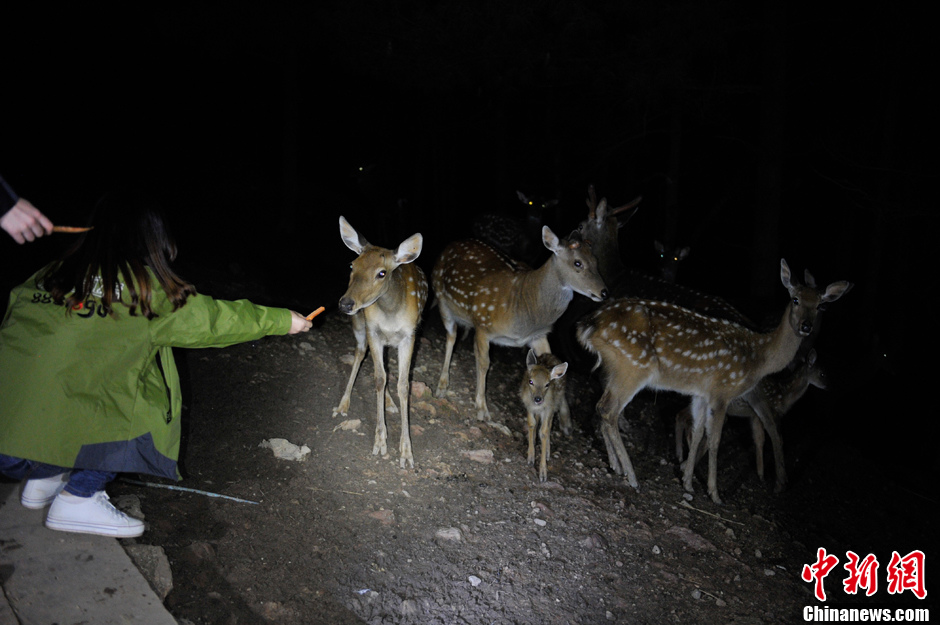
[
  {"x1": 576, "y1": 259, "x2": 852, "y2": 503},
  {"x1": 577, "y1": 185, "x2": 752, "y2": 326},
  {"x1": 432, "y1": 226, "x2": 607, "y2": 430},
  {"x1": 470, "y1": 190, "x2": 559, "y2": 267},
  {"x1": 675, "y1": 348, "x2": 827, "y2": 488},
  {"x1": 654, "y1": 240, "x2": 691, "y2": 284},
  {"x1": 333, "y1": 216, "x2": 428, "y2": 468},
  {"x1": 520, "y1": 349, "x2": 569, "y2": 482}
]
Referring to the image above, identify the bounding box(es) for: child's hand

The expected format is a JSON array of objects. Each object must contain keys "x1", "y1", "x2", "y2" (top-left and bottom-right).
[{"x1": 288, "y1": 310, "x2": 313, "y2": 334}]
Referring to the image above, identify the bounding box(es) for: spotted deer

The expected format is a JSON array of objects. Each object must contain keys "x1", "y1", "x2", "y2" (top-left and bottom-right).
[
  {"x1": 333, "y1": 216, "x2": 428, "y2": 468},
  {"x1": 675, "y1": 348, "x2": 827, "y2": 489},
  {"x1": 520, "y1": 349, "x2": 569, "y2": 482},
  {"x1": 432, "y1": 226, "x2": 607, "y2": 428},
  {"x1": 577, "y1": 259, "x2": 851, "y2": 503}
]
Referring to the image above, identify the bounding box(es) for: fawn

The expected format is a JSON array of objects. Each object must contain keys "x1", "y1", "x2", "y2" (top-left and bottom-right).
[
  {"x1": 333, "y1": 216, "x2": 428, "y2": 468},
  {"x1": 520, "y1": 349, "x2": 569, "y2": 482},
  {"x1": 432, "y1": 226, "x2": 607, "y2": 429},
  {"x1": 577, "y1": 259, "x2": 851, "y2": 503},
  {"x1": 675, "y1": 348, "x2": 827, "y2": 488}
]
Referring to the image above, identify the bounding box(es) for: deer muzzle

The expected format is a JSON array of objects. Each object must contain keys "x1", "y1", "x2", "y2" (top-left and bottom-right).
[{"x1": 338, "y1": 296, "x2": 357, "y2": 315}]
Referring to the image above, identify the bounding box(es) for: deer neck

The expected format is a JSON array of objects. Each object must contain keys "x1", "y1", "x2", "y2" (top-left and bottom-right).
[
  {"x1": 515, "y1": 258, "x2": 575, "y2": 325},
  {"x1": 754, "y1": 303, "x2": 803, "y2": 380}
]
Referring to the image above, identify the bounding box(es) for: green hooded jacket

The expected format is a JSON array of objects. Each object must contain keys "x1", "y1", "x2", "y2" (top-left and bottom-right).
[{"x1": 0, "y1": 266, "x2": 292, "y2": 480}]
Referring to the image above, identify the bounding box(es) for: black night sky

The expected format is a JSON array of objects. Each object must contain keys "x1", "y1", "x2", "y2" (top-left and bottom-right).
[{"x1": 1, "y1": 4, "x2": 933, "y2": 485}]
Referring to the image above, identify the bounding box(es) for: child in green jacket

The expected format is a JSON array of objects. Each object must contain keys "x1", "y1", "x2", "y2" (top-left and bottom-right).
[{"x1": 0, "y1": 189, "x2": 312, "y2": 537}]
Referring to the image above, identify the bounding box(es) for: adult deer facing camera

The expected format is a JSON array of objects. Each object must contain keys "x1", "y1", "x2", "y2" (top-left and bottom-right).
[
  {"x1": 433, "y1": 226, "x2": 607, "y2": 427},
  {"x1": 333, "y1": 216, "x2": 428, "y2": 468},
  {"x1": 577, "y1": 259, "x2": 851, "y2": 503}
]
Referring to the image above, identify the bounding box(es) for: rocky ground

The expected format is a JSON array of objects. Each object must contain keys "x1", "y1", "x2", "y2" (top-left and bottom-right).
[{"x1": 106, "y1": 282, "x2": 932, "y2": 625}]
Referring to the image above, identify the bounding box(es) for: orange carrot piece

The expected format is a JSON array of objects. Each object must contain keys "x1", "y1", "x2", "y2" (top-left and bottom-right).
[
  {"x1": 52, "y1": 226, "x2": 93, "y2": 233},
  {"x1": 306, "y1": 306, "x2": 326, "y2": 321}
]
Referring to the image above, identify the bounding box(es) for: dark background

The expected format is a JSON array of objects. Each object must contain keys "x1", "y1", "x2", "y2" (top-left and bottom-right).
[{"x1": 1, "y1": 4, "x2": 932, "y2": 491}]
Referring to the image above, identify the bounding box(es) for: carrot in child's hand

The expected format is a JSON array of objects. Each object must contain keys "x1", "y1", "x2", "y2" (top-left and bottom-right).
[
  {"x1": 306, "y1": 306, "x2": 326, "y2": 321},
  {"x1": 53, "y1": 226, "x2": 93, "y2": 233}
]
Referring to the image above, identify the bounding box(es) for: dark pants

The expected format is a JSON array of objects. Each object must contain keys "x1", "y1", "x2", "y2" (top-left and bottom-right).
[{"x1": 0, "y1": 455, "x2": 114, "y2": 497}]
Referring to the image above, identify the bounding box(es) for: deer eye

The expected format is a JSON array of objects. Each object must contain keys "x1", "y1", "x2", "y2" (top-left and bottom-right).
[
  {"x1": 792, "y1": 297, "x2": 799, "y2": 305},
  {"x1": 818, "y1": 303, "x2": 828, "y2": 312},
  {"x1": 528, "y1": 379, "x2": 534, "y2": 385},
  {"x1": 377, "y1": 270, "x2": 387, "y2": 279},
  {"x1": 574, "y1": 260, "x2": 582, "y2": 268}
]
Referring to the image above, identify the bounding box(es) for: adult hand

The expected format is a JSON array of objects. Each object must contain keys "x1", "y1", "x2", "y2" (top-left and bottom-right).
[
  {"x1": 1, "y1": 198, "x2": 54, "y2": 244},
  {"x1": 288, "y1": 310, "x2": 313, "y2": 334}
]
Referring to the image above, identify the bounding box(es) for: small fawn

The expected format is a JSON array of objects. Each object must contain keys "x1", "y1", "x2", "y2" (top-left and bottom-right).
[
  {"x1": 433, "y1": 226, "x2": 607, "y2": 427},
  {"x1": 675, "y1": 348, "x2": 827, "y2": 488},
  {"x1": 520, "y1": 349, "x2": 569, "y2": 482},
  {"x1": 577, "y1": 259, "x2": 851, "y2": 503},
  {"x1": 333, "y1": 216, "x2": 428, "y2": 468}
]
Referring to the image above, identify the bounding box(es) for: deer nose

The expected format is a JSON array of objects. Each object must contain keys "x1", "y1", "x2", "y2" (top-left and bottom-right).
[
  {"x1": 600, "y1": 288, "x2": 609, "y2": 300},
  {"x1": 533, "y1": 396, "x2": 543, "y2": 405},
  {"x1": 338, "y1": 297, "x2": 355, "y2": 315},
  {"x1": 800, "y1": 320, "x2": 813, "y2": 335}
]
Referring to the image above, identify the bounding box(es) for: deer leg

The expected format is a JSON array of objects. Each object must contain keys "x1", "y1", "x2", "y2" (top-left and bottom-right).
[
  {"x1": 750, "y1": 402, "x2": 786, "y2": 492},
  {"x1": 473, "y1": 331, "x2": 492, "y2": 422},
  {"x1": 749, "y1": 416, "x2": 766, "y2": 481},
  {"x1": 367, "y1": 336, "x2": 388, "y2": 457},
  {"x1": 557, "y1": 392, "x2": 572, "y2": 436},
  {"x1": 435, "y1": 305, "x2": 458, "y2": 398},
  {"x1": 539, "y1": 409, "x2": 553, "y2": 482},
  {"x1": 396, "y1": 334, "x2": 416, "y2": 469},
  {"x1": 597, "y1": 388, "x2": 639, "y2": 489},
  {"x1": 333, "y1": 312, "x2": 368, "y2": 417},
  {"x1": 526, "y1": 410, "x2": 537, "y2": 467},
  {"x1": 682, "y1": 396, "x2": 708, "y2": 494},
  {"x1": 675, "y1": 404, "x2": 690, "y2": 463},
  {"x1": 705, "y1": 401, "x2": 729, "y2": 504}
]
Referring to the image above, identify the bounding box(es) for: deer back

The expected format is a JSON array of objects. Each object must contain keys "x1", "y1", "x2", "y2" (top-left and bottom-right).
[{"x1": 432, "y1": 226, "x2": 606, "y2": 342}]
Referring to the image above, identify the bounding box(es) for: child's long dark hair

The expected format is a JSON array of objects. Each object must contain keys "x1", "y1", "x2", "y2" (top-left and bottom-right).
[{"x1": 41, "y1": 189, "x2": 196, "y2": 319}]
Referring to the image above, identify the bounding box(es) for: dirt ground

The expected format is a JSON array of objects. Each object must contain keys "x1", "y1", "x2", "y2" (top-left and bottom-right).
[{"x1": 109, "y1": 274, "x2": 932, "y2": 625}]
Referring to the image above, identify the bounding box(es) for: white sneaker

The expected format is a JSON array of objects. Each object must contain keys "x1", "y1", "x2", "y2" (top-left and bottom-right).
[
  {"x1": 21, "y1": 473, "x2": 70, "y2": 509},
  {"x1": 45, "y1": 491, "x2": 145, "y2": 538}
]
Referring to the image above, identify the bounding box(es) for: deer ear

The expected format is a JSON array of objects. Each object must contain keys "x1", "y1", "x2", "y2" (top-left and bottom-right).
[
  {"x1": 654, "y1": 240, "x2": 664, "y2": 253},
  {"x1": 678, "y1": 247, "x2": 690, "y2": 260},
  {"x1": 395, "y1": 233, "x2": 423, "y2": 265},
  {"x1": 526, "y1": 349, "x2": 538, "y2": 367},
  {"x1": 780, "y1": 259, "x2": 793, "y2": 290},
  {"x1": 542, "y1": 226, "x2": 562, "y2": 253},
  {"x1": 551, "y1": 362, "x2": 569, "y2": 380},
  {"x1": 339, "y1": 216, "x2": 368, "y2": 254},
  {"x1": 821, "y1": 281, "x2": 853, "y2": 303},
  {"x1": 595, "y1": 199, "x2": 608, "y2": 221}
]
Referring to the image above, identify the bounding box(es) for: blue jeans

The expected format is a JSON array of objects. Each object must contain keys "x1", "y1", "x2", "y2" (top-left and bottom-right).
[{"x1": 0, "y1": 454, "x2": 115, "y2": 497}]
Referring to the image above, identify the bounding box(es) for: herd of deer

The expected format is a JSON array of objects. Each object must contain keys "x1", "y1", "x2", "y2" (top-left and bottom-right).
[{"x1": 332, "y1": 187, "x2": 853, "y2": 504}]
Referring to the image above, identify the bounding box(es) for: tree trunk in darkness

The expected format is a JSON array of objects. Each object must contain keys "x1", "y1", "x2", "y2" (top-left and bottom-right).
[{"x1": 751, "y1": 0, "x2": 787, "y2": 299}]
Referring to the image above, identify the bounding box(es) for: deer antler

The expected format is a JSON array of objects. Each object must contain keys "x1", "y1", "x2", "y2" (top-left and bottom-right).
[{"x1": 609, "y1": 195, "x2": 643, "y2": 217}]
